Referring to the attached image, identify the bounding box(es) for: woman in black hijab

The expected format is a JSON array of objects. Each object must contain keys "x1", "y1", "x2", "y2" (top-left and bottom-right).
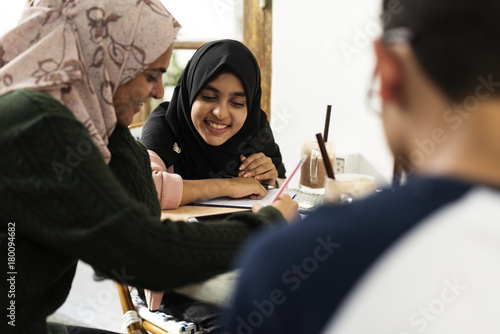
[{"x1": 141, "y1": 39, "x2": 286, "y2": 209}]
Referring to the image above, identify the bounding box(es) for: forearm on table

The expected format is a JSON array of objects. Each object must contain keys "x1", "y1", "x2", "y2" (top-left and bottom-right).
[
  {"x1": 181, "y1": 177, "x2": 287, "y2": 205},
  {"x1": 181, "y1": 178, "x2": 231, "y2": 205}
]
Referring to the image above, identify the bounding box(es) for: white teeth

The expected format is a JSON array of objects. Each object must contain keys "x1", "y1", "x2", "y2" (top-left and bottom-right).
[
  {"x1": 135, "y1": 102, "x2": 143, "y2": 107},
  {"x1": 207, "y1": 121, "x2": 228, "y2": 130}
]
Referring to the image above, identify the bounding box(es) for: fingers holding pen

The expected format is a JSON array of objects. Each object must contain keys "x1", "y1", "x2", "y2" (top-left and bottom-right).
[{"x1": 252, "y1": 194, "x2": 300, "y2": 224}]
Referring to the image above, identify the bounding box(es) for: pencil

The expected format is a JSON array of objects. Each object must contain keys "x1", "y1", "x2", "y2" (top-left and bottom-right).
[{"x1": 272, "y1": 154, "x2": 307, "y2": 203}]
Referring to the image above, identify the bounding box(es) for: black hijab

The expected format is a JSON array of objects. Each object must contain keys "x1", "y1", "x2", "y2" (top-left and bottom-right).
[{"x1": 141, "y1": 39, "x2": 286, "y2": 179}]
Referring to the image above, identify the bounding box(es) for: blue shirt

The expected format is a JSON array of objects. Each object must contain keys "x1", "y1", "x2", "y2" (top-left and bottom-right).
[{"x1": 223, "y1": 176, "x2": 475, "y2": 334}]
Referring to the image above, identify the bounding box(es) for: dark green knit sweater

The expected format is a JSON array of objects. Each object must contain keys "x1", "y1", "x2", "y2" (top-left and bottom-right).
[{"x1": 0, "y1": 90, "x2": 285, "y2": 334}]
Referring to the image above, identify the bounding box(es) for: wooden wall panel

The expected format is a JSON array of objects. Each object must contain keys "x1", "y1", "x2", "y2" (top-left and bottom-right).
[{"x1": 243, "y1": 0, "x2": 273, "y2": 120}]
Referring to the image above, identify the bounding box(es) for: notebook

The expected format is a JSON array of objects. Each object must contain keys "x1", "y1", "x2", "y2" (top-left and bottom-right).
[
  {"x1": 193, "y1": 188, "x2": 323, "y2": 213},
  {"x1": 193, "y1": 188, "x2": 291, "y2": 209}
]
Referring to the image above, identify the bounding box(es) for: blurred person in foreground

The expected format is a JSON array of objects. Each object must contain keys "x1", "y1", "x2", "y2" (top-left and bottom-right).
[
  {"x1": 223, "y1": 0, "x2": 500, "y2": 333},
  {"x1": 0, "y1": 1, "x2": 298, "y2": 333}
]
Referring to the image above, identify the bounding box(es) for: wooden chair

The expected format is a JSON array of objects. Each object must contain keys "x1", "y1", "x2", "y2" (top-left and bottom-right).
[
  {"x1": 116, "y1": 282, "x2": 161, "y2": 334},
  {"x1": 116, "y1": 283, "x2": 205, "y2": 334},
  {"x1": 116, "y1": 207, "x2": 239, "y2": 333}
]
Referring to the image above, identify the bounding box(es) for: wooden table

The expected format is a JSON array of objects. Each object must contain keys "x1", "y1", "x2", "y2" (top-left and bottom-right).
[{"x1": 160, "y1": 205, "x2": 248, "y2": 221}]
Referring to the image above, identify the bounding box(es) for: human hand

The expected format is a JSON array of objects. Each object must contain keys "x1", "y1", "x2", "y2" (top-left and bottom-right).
[
  {"x1": 252, "y1": 194, "x2": 300, "y2": 224},
  {"x1": 225, "y1": 176, "x2": 268, "y2": 199},
  {"x1": 238, "y1": 154, "x2": 278, "y2": 186}
]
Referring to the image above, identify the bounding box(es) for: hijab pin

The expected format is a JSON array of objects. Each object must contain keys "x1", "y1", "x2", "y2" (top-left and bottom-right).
[{"x1": 173, "y1": 142, "x2": 181, "y2": 154}]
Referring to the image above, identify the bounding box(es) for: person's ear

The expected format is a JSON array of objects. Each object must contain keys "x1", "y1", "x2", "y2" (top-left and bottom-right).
[{"x1": 373, "y1": 40, "x2": 403, "y2": 103}]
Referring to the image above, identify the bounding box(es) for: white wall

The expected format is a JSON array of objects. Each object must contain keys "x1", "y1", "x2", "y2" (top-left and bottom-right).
[
  {"x1": 271, "y1": 0, "x2": 394, "y2": 188},
  {"x1": 0, "y1": 3, "x2": 25, "y2": 37}
]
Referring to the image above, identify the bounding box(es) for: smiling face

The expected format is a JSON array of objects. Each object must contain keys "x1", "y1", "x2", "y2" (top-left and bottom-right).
[
  {"x1": 191, "y1": 72, "x2": 248, "y2": 146},
  {"x1": 113, "y1": 46, "x2": 173, "y2": 126}
]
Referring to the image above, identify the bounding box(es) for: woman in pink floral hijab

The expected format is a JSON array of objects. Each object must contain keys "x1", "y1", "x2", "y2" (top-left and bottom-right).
[
  {"x1": 0, "y1": 1, "x2": 193, "y2": 334},
  {"x1": 0, "y1": 2, "x2": 298, "y2": 334},
  {"x1": 0, "y1": 0, "x2": 180, "y2": 163}
]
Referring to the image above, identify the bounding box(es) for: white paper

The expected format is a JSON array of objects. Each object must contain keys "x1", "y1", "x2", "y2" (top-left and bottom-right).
[{"x1": 194, "y1": 189, "x2": 285, "y2": 208}]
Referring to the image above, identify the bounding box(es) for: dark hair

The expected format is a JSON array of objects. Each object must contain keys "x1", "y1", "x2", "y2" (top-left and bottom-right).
[{"x1": 382, "y1": 0, "x2": 500, "y2": 102}]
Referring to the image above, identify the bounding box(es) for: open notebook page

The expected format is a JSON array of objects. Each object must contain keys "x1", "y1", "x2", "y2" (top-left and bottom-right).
[{"x1": 193, "y1": 189, "x2": 290, "y2": 209}]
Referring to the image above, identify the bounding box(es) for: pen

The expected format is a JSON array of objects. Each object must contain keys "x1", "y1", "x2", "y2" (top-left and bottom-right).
[{"x1": 272, "y1": 154, "x2": 307, "y2": 203}]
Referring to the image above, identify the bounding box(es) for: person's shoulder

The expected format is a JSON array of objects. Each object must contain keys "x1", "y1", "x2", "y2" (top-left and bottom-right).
[
  {"x1": 1, "y1": 89, "x2": 58, "y2": 108},
  {"x1": 142, "y1": 101, "x2": 170, "y2": 132},
  {"x1": 309, "y1": 176, "x2": 473, "y2": 227},
  {"x1": 150, "y1": 101, "x2": 170, "y2": 116},
  {"x1": 108, "y1": 124, "x2": 150, "y2": 162},
  {"x1": 0, "y1": 89, "x2": 73, "y2": 122},
  {"x1": 241, "y1": 176, "x2": 474, "y2": 264}
]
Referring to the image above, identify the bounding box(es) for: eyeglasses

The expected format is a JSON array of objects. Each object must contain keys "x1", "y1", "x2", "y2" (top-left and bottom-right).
[
  {"x1": 367, "y1": 69, "x2": 382, "y2": 115},
  {"x1": 367, "y1": 27, "x2": 414, "y2": 115},
  {"x1": 381, "y1": 27, "x2": 414, "y2": 44}
]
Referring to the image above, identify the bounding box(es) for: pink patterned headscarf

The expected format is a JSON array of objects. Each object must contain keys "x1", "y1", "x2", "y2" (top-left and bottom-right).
[{"x1": 0, "y1": 0, "x2": 180, "y2": 163}]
